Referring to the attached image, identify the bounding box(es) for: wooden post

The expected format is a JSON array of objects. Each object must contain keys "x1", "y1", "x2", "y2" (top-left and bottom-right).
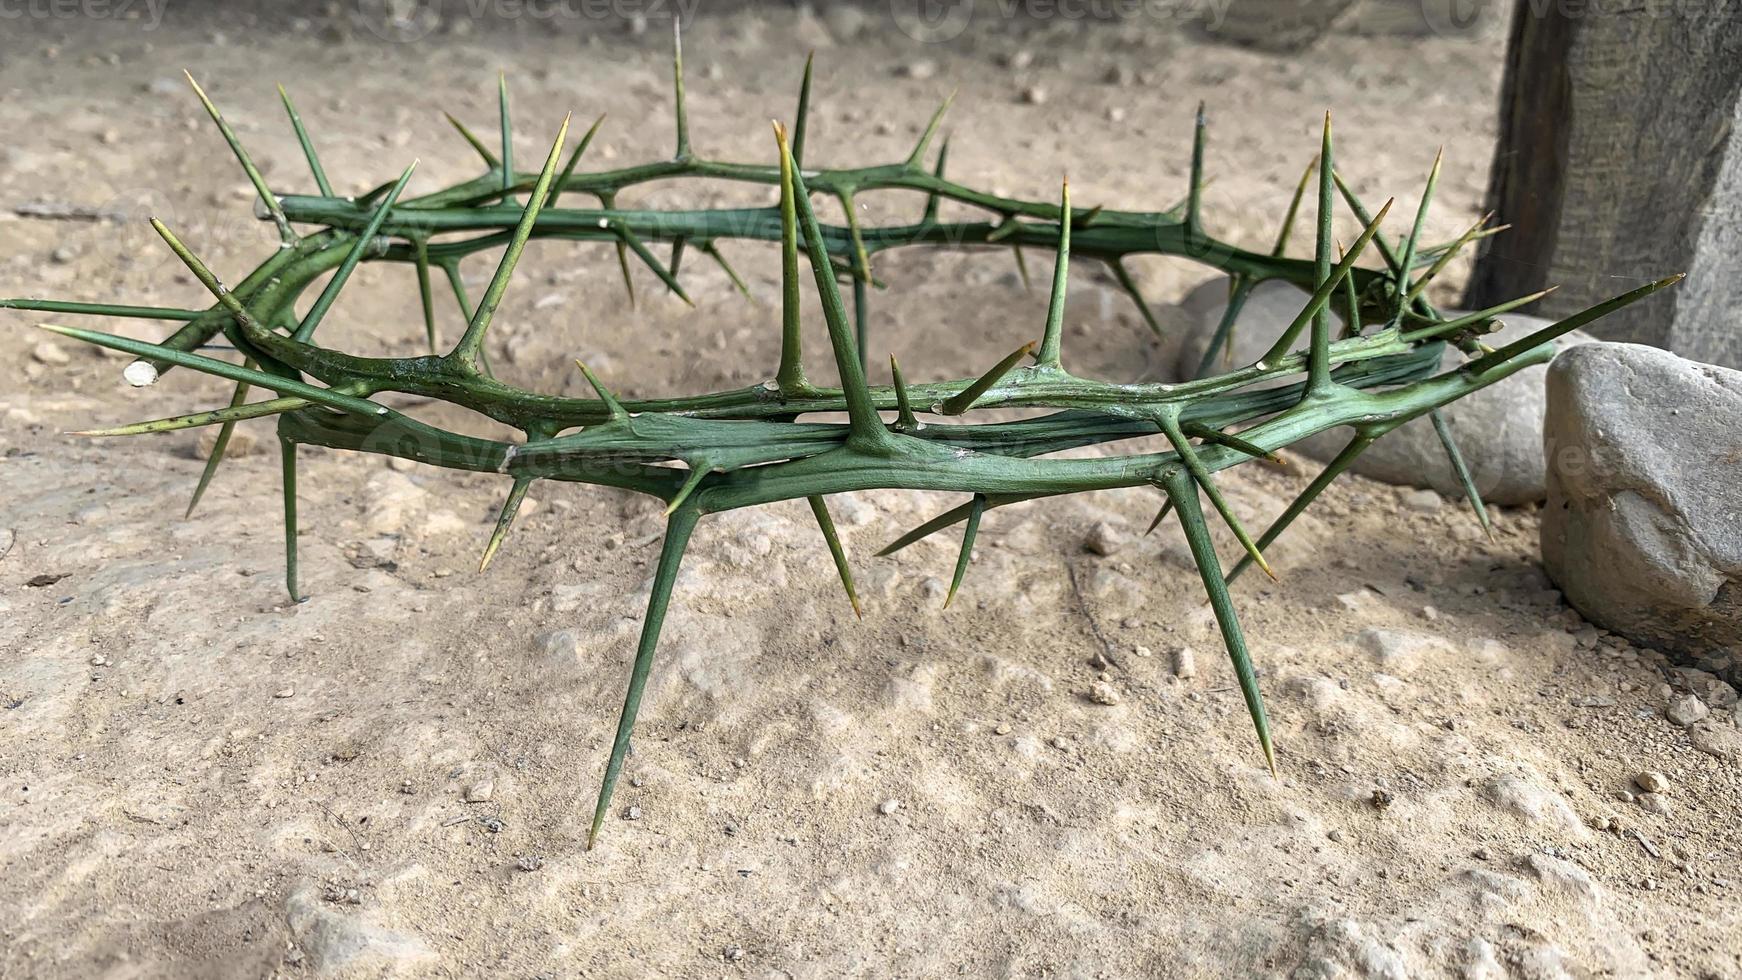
[{"x1": 1466, "y1": 0, "x2": 1742, "y2": 369}]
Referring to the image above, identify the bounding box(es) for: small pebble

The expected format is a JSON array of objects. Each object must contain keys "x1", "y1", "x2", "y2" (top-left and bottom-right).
[
  {"x1": 1401, "y1": 488, "x2": 1442, "y2": 512},
  {"x1": 1022, "y1": 86, "x2": 1047, "y2": 105},
  {"x1": 1086, "y1": 681, "x2": 1121, "y2": 706},
  {"x1": 1633, "y1": 771, "x2": 1670, "y2": 794},
  {"x1": 1083, "y1": 521, "x2": 1124, "y2": 557},
  {"x1": 462, "y1": 778, "x2": 494, "y2": 803},
  {"x1": 1666, "y1": 694, "x2": 1709, "y2": 727},
  {"x1": 878, "y1": 798, "x2": 901, "y2": 816},
  {"x1": 32, "y1": 342, "x2": 70, "y2": 366},
  {"x1": 1172, "y1": 646, "x2": 1198, "y2": 680},
  {"x1": 273, "y1": 688, "x2": 294, "y2": 699},
  {"x1": 994, "y1": 723, "x2": 1012, "y2": 735},
  {"x1": 1637, "y1": 792, "x2": 1672, "y2": 816},
  {"x1": 900, "y1": 60, "x2": 936, "y2": 80},
  {"x1": 515, "y1": 854, "x2": 543, "y2": 873},
  {"x1": 623, "y1": 805, "x2": 643, "y2": 821}
]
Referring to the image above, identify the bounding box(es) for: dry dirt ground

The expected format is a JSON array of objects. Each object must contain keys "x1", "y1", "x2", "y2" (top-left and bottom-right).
[{"x1": 3, "y1": 5, "x2": 1741, "y2": 979}]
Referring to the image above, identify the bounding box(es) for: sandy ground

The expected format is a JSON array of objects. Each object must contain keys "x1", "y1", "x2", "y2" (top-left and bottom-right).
[{"x1": 3, "y1": 5, "x2": 1741, "y2": 978}]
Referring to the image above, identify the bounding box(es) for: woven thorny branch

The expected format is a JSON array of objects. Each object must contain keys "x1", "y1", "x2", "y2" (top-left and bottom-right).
[{"x1": 2, "y1": 26, "x2": 1680, "y2": 848}]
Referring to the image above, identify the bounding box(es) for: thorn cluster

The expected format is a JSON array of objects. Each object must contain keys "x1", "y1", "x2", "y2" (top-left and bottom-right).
[{"x1": 1, "y1": 32, "x2": 1683, "y2": 849}]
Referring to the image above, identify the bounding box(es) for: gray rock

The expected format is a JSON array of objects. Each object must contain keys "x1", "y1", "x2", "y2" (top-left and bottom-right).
[
  {"x1": 284, "y1": 882, "x2": 435, "y2": 975},
  {"x1": 1179, "y1": 278, "x2": 1594, "y2": 504},
  {"x1": 1542, "y1": 344, "x2": 1742, "y2": 683},
  {"x1": 1666, "y1": 694, "x2": 1710, "y2": 728}
]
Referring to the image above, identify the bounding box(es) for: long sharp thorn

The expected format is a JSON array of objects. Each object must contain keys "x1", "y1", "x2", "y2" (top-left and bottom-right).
[
  {"x1": 664, "y1": 463, "x2": 709, "y2": 516},
  {"x1": 479, "y1": 477, "x2": 533, "y2": 572},
  {"x1": 451, "y1": 114, "x2": 570, "y2": 368},
  {"x1": 0, "y1": 298, "x2": 205, "y2": 321},
  {"x1": 1404, "y1": 212, "x2": 1492, "y2": 306},
  {"x1": 588, "y1": 508, "x2": 699, "y2": 850},
  {"x1": 1012, "y1": 243, "x2": 1032, "y2": 292},
  {"x1": 277, "y1": 85, "x2": 333, "y2": 197},
  {"x1": 1429, "y1": 410, "x2": 1492, "y2": 540},
  {"x1": 906, "y1": 90, "x2": 956, "y2": 169},
  {"x1": 791, "y1": 53, "x2": 814, "y2": 167},
  {"x1": 1186, "y1": 101, "x2": 1207, "y2": 241},
  {"x1": 1391, "y1": 147, "x2": 1443, "y2": 326},
  {"x1": 945, "y1": 495, "x2": 986, "y2": 609},
  {"x1": 1307, "y1": 110, "x2": 1336, "y2": 393},
  {"x1": 37, "y1": 323, "x2": 386, "y2": 418},
  {"x1": 1416, "y1": 222, "x2": 1507, "y2": 264},
  {"x1": 877, "y1": 500, "x2": 978, "y2": 557},
  {"x1": 546, "y1": 113, "x2": 606, "y2": 207},
  {"x1": 1109, "y1": 260, "x2": 1165, "y2": 340},
  {"x1": 280, "y1": 436, "x2": 303, "y2": 603},
  {"x1": 700, "y1": 242, "x2": 750, "y2": 298},
  {"x1": 1338, "y1": 241, "x2": 1362, "y2": 338},
  {"x1": 808, "y1": 496, "x2": 862, "y2": 618},
  {"x1": 852, "y1": 275, "x2": 869, "y2": 373},
  {"x1": 184, "y1": 72, "x2": 294, "y2": 243},
  {"x1": 295, "y1": 161, "x2": 418, "y2": 342},
  {"x1": 776, "y1": 139, "x2": 808, "y2": 397},
  {"x1": 669, "y1": 237, "x2": 687, "y2": 279},
  {"x1": 497, "y1": 72, "x2": 514, "y2": 195},
  {"x1": 839, "y1": 191, "x2": 872, "y2": 291},
  {"x1": 1257, "y1": 198, "x2": 1393, "y2": 368},
  {"x1": 616, "y1": 224, "x2": 694, "y2": 306},
  {"x1": 890, "y1": 354, "x2": 917, "y2": 430},
  {"x1": 1183, "y1": 421, "x2": 1281, "y2": 464},
  {"x1": 1271, "y1": 154, "x2": 1317, "y2": 256},
  {"x1": 574, "y1": 359, "x2": 628, "y2": 421},
  {"x1": 1463, "y1": 274, "x2": 1685, "y2": 375},
  {"x1": 1400, "y1": 287, "x2": 1556, "y2": 344},
  {"x1": 414, "y1": 238, "x2": 439, "y2": 353},
  {"x1": 1164, "y1": 471, "x2": 1275, "y2": 776},
  {"x1": 1195, "y1": 277, "x2": 1255, "y2": 379},
  {"x1": 149, "y1": 219, "x2": 258, "y2": 328},
  {"x1": 1145, "y1": 498, "x2": 1174, "y2": 536},
  {"x1": 1229, "y1": 432, "x2": 1376, "y2": 585},
  {"x1": 1036, "y1": 178, "x2": 1070, "y2": 369},
  {"x1": 444, "y1": 111, "x2": 500, "y2": 169},
  {"x1": 939, "y1": 340, "x2": 1037, "y2": 416},
  {"x1": 923, "y1": 138, "x2": 950, "y2": 222},
  {"x1": 776, "y1": 122, "x2": 888, "y2": 449},
  {"x1": 184, "y1": 373, "x2": 252, "y2": 519},
  {"x1": 71, "y1": 393, "x2": 308, "y2": 438},
  {"x1": 1162, "y1": 416, "x2": 1275, "y2": 581},
  {"x1": 614, "y1": 238, "x2": 637, "y2": 309},
  {"x1": 671, "y1": 14, "x2": 690, "y2": 160}
]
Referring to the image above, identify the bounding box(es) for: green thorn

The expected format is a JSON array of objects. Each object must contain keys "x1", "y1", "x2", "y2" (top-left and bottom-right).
[
  {"x1": 1400, "y1": 287, "x2": 1556, "y2": 345},
  {"x1": 1229, "y1": 431, "x2": 1376, "y2": 585},
  {"x1": 791, "y1": 53, "x2": 814, "y2": 167},
  {"x1": 1161, "y1": 415, "x2": 1275, "y2": 581},
  {"x1": 1391, "y1": 147, "x2": 1443, "y2": 327},
  {"x1": 1145, "y1": 497, "x2": 1174, "y2": 536},
  {"x1": 444, "y1": 111, "x2": 501, "y2": 169},
  {"x1": 588, "y1": 508, "x2": 699, "y2": 850},
  {"x1": 664, "y1": 462, "x2": 710, "y2": 516},
  {"x1": 184, "y1": 370, "x2": 253, "y2": 519},
  {"x1": 414, "y1": 238, "x2": 439, "y2": 353},
  {"x1": 280, "y1": 435, "x2": 303, "y2": 603},
  {"x1": 777, "y1": 123, "x2": 888, "y2": 450},
  {"x1": 1036, "y1": 178, "x2": 1070, "y2": 369},
  {"x1": 547, "y1": 113, "x2": 607, "y2": 208},
  {"x1": 988, "y1": 215, "x2": 1022, "y2": 244},
  {"x1": 1109, "y1": 260, "x2": 1164, "y2": 340},
  {"x1": 613, "y1": 220, "x2": 694, "y2": 306},
  {"x1": 498, "y1": 72, "x2": 514, "y2": 196},
  {"x1": 1182, "y1": 421, "x2": 1281, "y2": 464},
  {"x1": 69, "y1": 392, "x2": 308, "y2": 439},
  {"x1": 809, "y1": 496, "x2": 862, "y2": 618},
  {"x1": 574, "y1": 359, "x2": 628, "y2": 421},
  {"x1": 906, "y1": 90, "x2": 956, "y2": 169},
  {"x1": 1194, "y1": 276, "x2": 1255, "y2": 380},
  {"x1": 1429, "y1": 409, "x2": 1492, "y2": 540},
  {"x1": 939, "y1": 341, "x2": 1037, "y2": 416},
  {"x1": 1012, "y1": 242, "x2": 1032, "y2": 292},
  {"x1": 1308, "y1": 111, "x2": 1335, "y2": 393},
  {"x1": 1271, "y1": 154, "x2": 1317, "y2": 257},
  {"x1": 923, "y1": 138, "x2": 950, "y2": 222},
  {"x1": 669, "y1": 237, "x2": 687, "y2": 279},
  {"x1": 944, "y1": 495, "x2": 985, "y2": 609},
  {"x1": 1163, "y1": 470, "x2": 1275, "y2": 776},
  {"x1": 294, "y1": 160, "x2": 418, "y2": 343},
  {"x1": 671, "y1": 15, "x2": 690, "y2": 160},
  {"x1": 184, "y1": 71, "x2": 295, "y2": 243},
  {"x1": 839, "y1": 190, "x2": 873, "y2": 289},
  {"x1": 451, "y1": 113, "x2": 571, "y2": 369},
  {"x1": 877, "y1": 499, "x2": 979, "y2": 557},
  {"x1": 1403, "y1": 212, "x2": 1492, "y2": 306},
  {"x1": 148, "y1": 219, "x2": 258, "y2": 330},
  {"x1": 1187, "y1": 101, "x2": 1207, "y2": 242},
  {"x1": 478, "y1": 476, "x2": 533, "y2": 572},
  {"x1": 890, "y1": 354, "x2": 918, "y2": 431},
  {"x1": 36, "y1": 322, "x2": 384, "y2": 418},
  {"x1": 700, "y1": 242, "x2": 750, "y2": 299},
  {"x1": 1257, "y1": 197, "x2": 1393, "y2": 369},
  {"x1": 0, "y1": 298, "x2": 204, "y2": 321},
  {"x1": 852, "y1": 275, "x2": 869, "y2": 374},
  {"x1": 1462, "y1": 275, "x2": 1685, "y2": 376},
  {"x1": 776, "y1": 138, "x2": 808, "y2": 398},
  {"x1": 277, "y1": 85, "x2": 333, "y2": 197}
]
